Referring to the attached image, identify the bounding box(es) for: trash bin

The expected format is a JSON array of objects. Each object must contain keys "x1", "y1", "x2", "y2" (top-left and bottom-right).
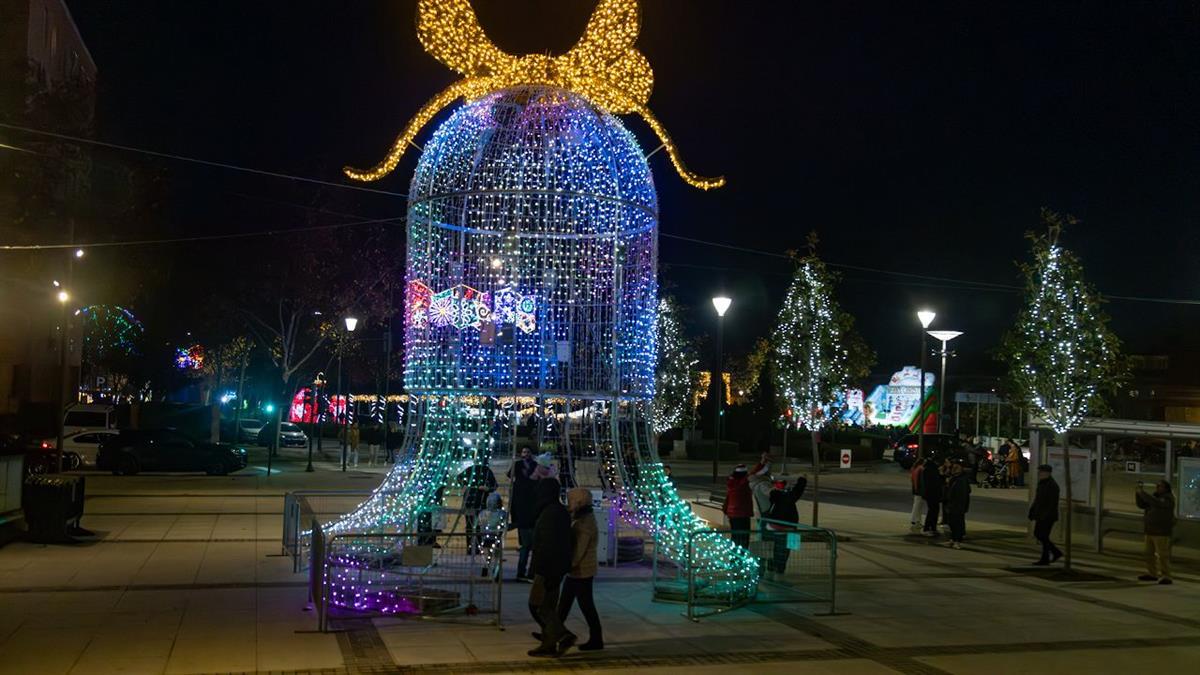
[{"x1": 23, "y1": 474, "x2": 86, "y2": 543}]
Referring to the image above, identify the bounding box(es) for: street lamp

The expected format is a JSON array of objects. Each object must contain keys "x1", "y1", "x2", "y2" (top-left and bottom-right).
[
  {"x1": 306, "y1": 371, "x2": 326, "y2": 473},
  {"x1": 340, "y1": 316, "x2": 358, "y2": 471},
  {"x1": 711, "y1": 296, "x2": 731, "y2": 483},
  {"x1": 917, "y1": 310, "x2": 936, "y2": 459},
  {"x1": 74, "y1": 248, "x2": 85, "y2": 259},
  {"x1": 927, "y1": 330, "x2": 963, "y2": 434}
]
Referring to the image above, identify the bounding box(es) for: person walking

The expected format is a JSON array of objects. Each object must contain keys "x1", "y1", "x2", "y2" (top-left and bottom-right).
[
  {"x1": 1006, "y1": 442, "x2": 1023, "y2": 488},
  {"x1": 347, "y1": 422, "x2": 361, "y2": 468},
  {"x1": 764, "y1": 476, "x2": 807, "y2": 575},
  {"x1": 456, "y1": 458, "x2": 497, "y2": 555},
  {"x1": 1028, "y1": 463, "x2": 1062, "y2": 565},
  {"x1": 556, "y1": 488, "x2": 604, "y2": 651},
  {"x1": 508, "y1": 446, "x2": 538, "y2": 582},
  {"x1": 723, "y1": 464, "x2": 754, "y2": 547},
  {"x1": 943, "y1": 459, "x2": 971, "y2": 549},
  {"x1": 909, "y1": 457, "x2": 927, "y2": 533},
  {"x1": 1136, "y1": 480, "x2": 1176, "y2": 584},
  {"x1": 527, "y1": 478, "x2": 574, "y2": 657},
  {"x1": 920, "y1": 456, "x2": 945, "y2": 536}
]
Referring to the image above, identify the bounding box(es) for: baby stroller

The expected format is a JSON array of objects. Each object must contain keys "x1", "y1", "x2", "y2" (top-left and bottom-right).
[{"x1": 979, "y1": 455, "x2": 1007, "y2": 488}]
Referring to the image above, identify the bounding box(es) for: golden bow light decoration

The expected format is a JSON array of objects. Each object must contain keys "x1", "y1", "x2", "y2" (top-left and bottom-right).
[{"x1": 343, "y1": 0, "x2": 725, "y2": 190}]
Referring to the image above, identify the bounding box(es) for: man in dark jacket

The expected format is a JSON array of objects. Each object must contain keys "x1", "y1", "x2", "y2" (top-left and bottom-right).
[
  {"x1": 508, "y1": 447, "x2": 538, "y2": 581},
  {"x1": 1136, "y1": 480, "x2": 1176, "y2": 584},
  {"x1": 942, "y1": 459, "x2": 971, "y2": 549},
  {"x1": 528, "y1": 478, "x2": 574, "y2": 656},
  {"x1": 456, "y1": 460, "x2": 497, "y2": 555},
  {"x1": 920, "y1": 458, "x2": 945, "y2": 536},
  {"x1": 1028, "y1": 464, "x2": 1062, "y2": 565}
]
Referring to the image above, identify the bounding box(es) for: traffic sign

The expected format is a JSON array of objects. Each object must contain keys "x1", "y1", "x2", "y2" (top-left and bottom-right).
[{"x1": 839, "y1": 449, "x2": 852, "y2": 469}]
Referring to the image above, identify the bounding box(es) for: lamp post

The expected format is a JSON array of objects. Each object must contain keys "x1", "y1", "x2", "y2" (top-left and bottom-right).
[
  {"x1": 54, "y1": 288, "x2": 70, "y2": 473},
  {"x1": 711, "y1": 296, "x2": 732, "y2": 484},
  {"x1": 306, "y1": 371, "x2": 325, "y2": 472},
  {"x1": 927, "y1": 330, "x2": 963, "y2": 434},
  {"x1": 340, "y1": 316, "x2": 358, "y2": 471},
  {"x1": 917, "y1": 310, "x2": 936, "y2": 459}
]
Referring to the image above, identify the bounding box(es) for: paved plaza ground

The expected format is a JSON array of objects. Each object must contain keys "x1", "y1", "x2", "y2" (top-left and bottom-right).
[{"x1": 0, "y1": 448, "x2": 1196, "y2": 674}]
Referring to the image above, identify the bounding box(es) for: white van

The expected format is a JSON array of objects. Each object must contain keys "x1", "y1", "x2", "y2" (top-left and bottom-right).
[{"x1": 62, "y1": 404, "x2": 117, "y2": 436}]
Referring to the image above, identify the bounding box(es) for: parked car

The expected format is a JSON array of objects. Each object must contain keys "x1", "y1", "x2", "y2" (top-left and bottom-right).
[
  {"x1": 883, "y1": 433, "x2": 966, "y2": 469},
  {"x1": 258, "y1": 422, "x2": 308, "y2": 448},
  {"x1": 62, "y1": 404, "x2": 117, "y2": 436},
  {"x1": 39, "y1": 430, "x2": 120, "y2": 468},
  {"x1": 97, "y1": 429, "x2": 248, "y2": 476},
  {"x1": 220, "y1": 418, "x2": 265, "y2": 444}
]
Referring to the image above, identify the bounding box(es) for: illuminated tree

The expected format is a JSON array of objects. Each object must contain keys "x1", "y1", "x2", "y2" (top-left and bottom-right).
[
  {"x1": 771, "y1": 233, "x2": 869, "y2": 525},
  {"x1": 998, "y1": 210, "x2": 1127, "y2": 570},
  {"x1": 652, "y1": 296, "x2": 699, "y2": 435}
]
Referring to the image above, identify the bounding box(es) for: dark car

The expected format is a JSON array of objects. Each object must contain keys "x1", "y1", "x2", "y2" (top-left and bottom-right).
[
  {"x1": 97, "y1": 429, "x2": 248, "y2": 476},
  {"x1": 884, "y1": 433, "x2": 966, "y2": 469}
]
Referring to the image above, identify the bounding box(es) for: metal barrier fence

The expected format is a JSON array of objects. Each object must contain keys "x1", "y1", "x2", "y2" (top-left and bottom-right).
[
  {"x1": 283, "y1": 490, "x2": 373, "y2": 572},
  {"x1": 651, "y1": 519, "x2": 838, "y2": 620},
  {"x1": 309, "y1": 518, "x2": 504, "y2": 632}
]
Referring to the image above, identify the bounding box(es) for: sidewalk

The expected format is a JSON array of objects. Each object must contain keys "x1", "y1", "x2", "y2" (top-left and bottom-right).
[{"x1": 0, "y1": 452, "x2": 1196, "y2": 674}]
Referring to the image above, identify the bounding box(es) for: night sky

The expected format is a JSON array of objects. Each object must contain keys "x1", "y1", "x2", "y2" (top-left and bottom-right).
[{"x1": 62, "y1": 1, "x2": 1200, "y2": 383}]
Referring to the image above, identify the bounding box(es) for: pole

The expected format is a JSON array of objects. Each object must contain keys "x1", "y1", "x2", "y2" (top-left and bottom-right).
[
  {"x1": 781, "y1": 423, "x2": 788, "y2": 475},
  {"x1": 1060, "y1": 430, "x2": 1073, "y2": 571},
  {"x1": 937, "y1": 339, "x2": 948, "y2": 434},
  {"x1": 305, "y1": 377, "x2": 316, "y2": 473},
  {"x1": 55, "y1": 297, "x2": 68, "y2": 473},
  {"x1": 810, "y1": 427, "x2": 821, "y2": 526},
  {"x1": 232, "y1": 353, "x2": 246, "y2": 444},
  {"x1": 338, "y1": 346, "x2": 346, "y2": 472},
  {"x1": 918, "y1": 329, "x2": 928, "y2": 459},
  {"x1": 711, "y1": 313, "x2": 724, "y2": 484}
]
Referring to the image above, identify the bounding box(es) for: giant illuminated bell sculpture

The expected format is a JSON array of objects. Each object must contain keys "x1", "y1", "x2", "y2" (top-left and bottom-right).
[{"x1": 325, "y1": 0, "x2": 757, "y2": 613}]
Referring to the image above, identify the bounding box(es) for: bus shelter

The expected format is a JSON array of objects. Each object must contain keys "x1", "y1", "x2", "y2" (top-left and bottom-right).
[{"x1": 1028, "y1": 417, "x2": 1200, "y2": 552}]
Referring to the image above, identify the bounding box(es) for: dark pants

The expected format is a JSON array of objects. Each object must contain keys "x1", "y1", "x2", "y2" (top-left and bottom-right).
[
  {"x1": 516, "y1": 527, "x2": 534, "y2": 578},
  {"x1": 769, "y1": 530, "x2": 792, "y2": 572},
  {"x1": 946, "y1": 511, "x2": 966, "y2": 542},
  {"x1": 464, "y1": 511, "x2": 479, "y2": 554},
  {"x1": 558, "y1": 576, "x2": 602, "y2": 644},
  {"x1": 729, "y1": 516, "x2": 751, "y2": 548},
  {"x1": 529, "y1": 574, "x2": 566, "y2": 649},
  {"x1": 1034, "y1": 519, "x2": 1061, "y2": 562},
  {"x1": 922, "y1": 500, "x2": 941, "y2": 532}
]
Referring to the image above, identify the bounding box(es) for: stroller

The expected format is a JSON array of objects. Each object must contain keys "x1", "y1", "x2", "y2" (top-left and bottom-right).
[{"x1": 979, "y1": 454, "x2": 1007, "y2": 489}]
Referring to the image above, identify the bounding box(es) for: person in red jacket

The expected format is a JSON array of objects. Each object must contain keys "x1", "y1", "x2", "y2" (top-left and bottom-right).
[{"x1": 724, "y1": 464, "x2": 754, "y2": 547}]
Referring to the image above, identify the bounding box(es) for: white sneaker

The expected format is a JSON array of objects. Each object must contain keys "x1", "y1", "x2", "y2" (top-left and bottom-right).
[{"x1": 952, "y1": 542, "x2": 962, "y2": 550}]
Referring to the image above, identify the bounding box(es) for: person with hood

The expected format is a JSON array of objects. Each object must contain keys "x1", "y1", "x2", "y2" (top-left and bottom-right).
[
  {"x1": 764, "y1": 476, "x2": 807, "y2": 574},
  {"x1": 527, "y1": 478, "x2": 574, "y2": 657},
  {"x1": 1136, "y1": 480, "x2": 1176, "y2": 584},
  {"x1": 943, "y1": 459, "x2": 971, "y2": 549},
  {"x1": 508, "y1": 447, "x2": 538, "y2": 581},
  {"x1": 724, "y1": 464, "x2": 754, "y2": 547},
  {"x1": 1028, "y1": 463, "x2": 1062, "y2": 565},
  {"x1": 556, "y1": 487, "x2": 604, "y2": 651},
  {"x1": 920, "y1": 456, "x2": 945, "y2": 536},
  {"x1": 455, "y1": 458, "x2": 497, "y2": 555}
]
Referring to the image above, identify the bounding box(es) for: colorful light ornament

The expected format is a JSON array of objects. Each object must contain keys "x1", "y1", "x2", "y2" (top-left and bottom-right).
[
  {"x1": 174, "y1": 344, "x2": 205, "y2": 371},
  {"x1": 325, "y1": 1, "x2": 753, "y2": 617},
  {"x1": 342, "y1": 0, "x2": 723, "y2": 190}
]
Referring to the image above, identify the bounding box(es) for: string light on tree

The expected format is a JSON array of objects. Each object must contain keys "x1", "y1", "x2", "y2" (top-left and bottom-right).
[
  {"x1": 652, "y1": 296, "x2": 698, "y2": 435},
  {"x1": 998, "y1": 210, "x2": 1127, "y2": 571}
]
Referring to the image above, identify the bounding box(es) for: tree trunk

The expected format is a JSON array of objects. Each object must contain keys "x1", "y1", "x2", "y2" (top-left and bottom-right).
[
  {"x1": 810, "y1": 428, "x2": 821, "y2": 526},
  {"x1": 1059, "y1": 430, "x2": 1072, "y2": 571}
]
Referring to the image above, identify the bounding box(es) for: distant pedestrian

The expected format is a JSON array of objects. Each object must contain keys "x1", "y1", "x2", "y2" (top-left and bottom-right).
[
  {"x1": 528, "y1": 478, "x2": 575, "y2": 657},
  {"x1": 478, "y1": 492, "x2": 505, "y2": 578},
  {"x1": 456, "y1": 459, "x2": 497, "y2": 554},
  {"x1": 749, "y1": 453, "x2": 774, "y2": 533},
  {"x1": 920, "y1": 456, "x2": 945, "y2": 536},
  {"x1": 909, "y1": 457, "x2": 927, "y2": 533},
  {"x1": 1028, "y1": 464, "x2": 1062, "y2": 565},
  {"x1": 724, "y1": 464, "x2": 754, "y2": 547},
  {"x1": 557, "y1": 488, "x2": 603, "y2": 651},
  {"x1": 1006, "y1": 442, "x2": 1023, "y2": 488},
  {"x1": 764, "y1": 476, "x2": 807, "y2": 574},
  {"x1": 943, "y1": 459, "x2": 971, "y2": 549},
  {"x1": 508, "y1": 446, "x2": 538, "y2": 582},
  {"x1": 347, "y1": 423, "x2": 361, "y2": 468},
  {"x1": 1136, "y1": 480, "x2": 1176, "y2": 584}
]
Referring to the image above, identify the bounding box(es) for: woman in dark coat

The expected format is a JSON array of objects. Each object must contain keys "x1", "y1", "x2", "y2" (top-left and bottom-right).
[
  {"x1": 764, "y1": 476, "x2": 807, "y2": 574},
  {"x1": 508, "y1": 446, "x2": 538, "y2": 580}
]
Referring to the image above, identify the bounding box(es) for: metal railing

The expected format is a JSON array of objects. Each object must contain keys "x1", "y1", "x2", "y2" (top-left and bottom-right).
[
  {"x1": 309, "y1": 517, "x2": 504, "y2": 632},
  {"x1": 283, "y1": 490, "x2": 373, "y2": 572},
  {"x1": 651, "y1": 518, "x2": 838, "y2": 621}
]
